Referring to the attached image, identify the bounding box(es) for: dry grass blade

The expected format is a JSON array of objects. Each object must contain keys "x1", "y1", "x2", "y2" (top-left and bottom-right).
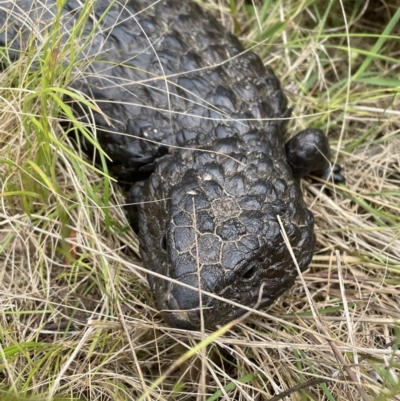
[
  {"x1": 266, "y1": 377, "x2": 334, "y2": 401},
  {"x1": 279, "y1": 213, "x2": 371, "y2": 401}
]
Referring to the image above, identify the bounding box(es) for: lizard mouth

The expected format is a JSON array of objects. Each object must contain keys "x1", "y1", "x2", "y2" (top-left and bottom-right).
[
  {"x1": 160, "y1": 309, "x2": 202, "y2": 331},
  {"x1": 156, "y1": 285, "x2": 272, "y2": 331},
  {"x1": 157, "y1": 290, "x2": 206, "y2": 330}
]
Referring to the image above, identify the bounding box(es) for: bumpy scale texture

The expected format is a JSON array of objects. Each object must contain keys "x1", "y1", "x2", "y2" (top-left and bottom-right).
[{"x1": 0, "y1": 0, "x2": 317, "y2": 330}]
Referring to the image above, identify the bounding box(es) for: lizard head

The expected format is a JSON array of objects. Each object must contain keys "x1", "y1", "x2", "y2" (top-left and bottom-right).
[{"x1": 130, "y1": 134, "x2": 315, "y2": 330}]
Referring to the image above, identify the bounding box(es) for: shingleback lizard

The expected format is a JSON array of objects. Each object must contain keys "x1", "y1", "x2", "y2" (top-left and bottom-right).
[{"x1": 0, "y1": 0, "x2": 343, "y2": 330}]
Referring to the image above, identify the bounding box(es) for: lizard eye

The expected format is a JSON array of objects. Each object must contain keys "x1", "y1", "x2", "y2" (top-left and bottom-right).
[
  {"x1": 160, "y1": 234, "x2": 167, "y2": 251},
  {"x1": 242, "y1": 264, "x2": 256, "y2": 280}
]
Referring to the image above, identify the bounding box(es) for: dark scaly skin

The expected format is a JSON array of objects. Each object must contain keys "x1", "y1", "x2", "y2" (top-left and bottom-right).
[{"x1": 0, "y1": 0, "x2": 342, "y2": 330}]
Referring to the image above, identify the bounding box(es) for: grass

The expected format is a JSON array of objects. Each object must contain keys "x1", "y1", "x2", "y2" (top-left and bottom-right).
[{"x1": 0, "y1": 0, "x2": 399, "y2": 400}]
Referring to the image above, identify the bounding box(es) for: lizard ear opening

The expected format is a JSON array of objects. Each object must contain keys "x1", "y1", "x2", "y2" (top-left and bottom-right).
[{"x1": 160, "y1": 233, "x2": 167, "y2": 251}]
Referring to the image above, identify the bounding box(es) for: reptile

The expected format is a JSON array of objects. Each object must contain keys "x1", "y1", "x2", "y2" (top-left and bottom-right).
[{"x1": 0, "y1": 0, "x2": 343, "y2": 330}]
